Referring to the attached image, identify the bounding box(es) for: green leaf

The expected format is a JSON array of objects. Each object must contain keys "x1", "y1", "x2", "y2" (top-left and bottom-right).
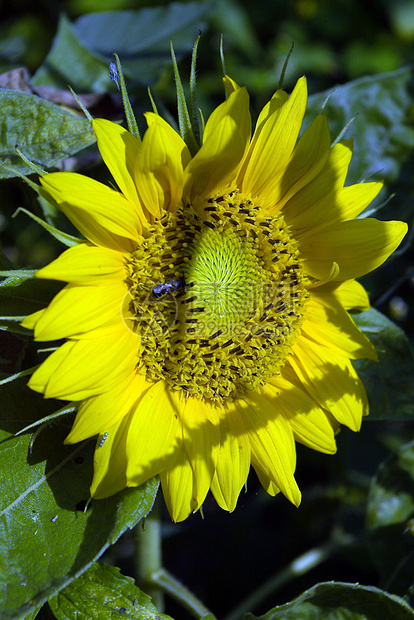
[
  {"x1": 49, "y1": 563, "x2": 173, "y2": 620},
  {"x1": 305, "y1": 68, "x2": 414, "y2": 188},
  {"x1": 353, "y1": 308, "x2": 414, "y2": 420},
  {"x1": 33, "y1": 4, "x2": 213, "y2": 92},
  {"x1": 245, "y1": 581, "x2": 414, "y2": 619},
  {"x1": 0, "y1": 380, "x2": 159, "y2": 620},
  {"x1": 32, "y1": 15, "x2": 112, "y2": 92},
  {"x1": 366, "y1": 443, "x2": 414, "y2": 596},
  {"x1": 0, "y1": 88, "x2": 96, "y2": 179},
  {"x1": 73, "y1": 2, "x2": 213, "y2": 86}
]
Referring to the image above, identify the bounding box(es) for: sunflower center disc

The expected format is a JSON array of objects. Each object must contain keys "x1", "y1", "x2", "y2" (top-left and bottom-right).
[{"x1": 127, "y1": 189, "x2": 309, "y2": 403}]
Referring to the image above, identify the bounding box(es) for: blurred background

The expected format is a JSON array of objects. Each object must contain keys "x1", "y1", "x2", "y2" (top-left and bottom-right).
[{"x1": 1, "y1": 1, "x2": 414, "y2": 618}]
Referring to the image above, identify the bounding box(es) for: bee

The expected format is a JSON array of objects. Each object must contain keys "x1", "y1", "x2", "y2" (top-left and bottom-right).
[{"x1": 152, "y1": 276, "x2": 186, "y2": 298}]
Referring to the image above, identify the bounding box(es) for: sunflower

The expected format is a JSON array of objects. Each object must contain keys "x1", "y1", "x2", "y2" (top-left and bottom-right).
[{"x1": 22, "y1": 76, "x2": 407, "y2": 522}]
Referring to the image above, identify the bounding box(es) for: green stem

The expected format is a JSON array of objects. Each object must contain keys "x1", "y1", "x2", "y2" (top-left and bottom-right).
[
  {"x1": 134, "y1": 496, "x2": 164, "y2": 610},
  {"x1": 151, "y1": 568, "x2": 217, "y2": 620}
]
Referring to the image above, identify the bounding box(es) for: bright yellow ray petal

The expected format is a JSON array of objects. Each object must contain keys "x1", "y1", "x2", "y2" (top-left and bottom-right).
[
  {"x1": 183, "y1": 88, "x2": 251, "y2": 202},
  {"x1": 210, "y1": 404, "x2": 250, "y2": 512},
  {"x1": 300, "y1": 218, "x2": 408, "y2": 281},
  {"x1": 125, "y1": 381, "x2": 182, "y2": 487},
  {"x1": 267, "y1": 113, "x2": 331, "y2": 213},
  {"x1": 238, "y1": 77, "x2": 308, "y2": 208},
  {"x1": 282, "y1": 139, "x2": 353, "y2": 229},
  {"x1": 235, "y1": 396, "x2": 301, "y2": 506},
  {"x1": 41, "y1": 173, "x2": 144, "y2": 250},
  {"x1": 36, "y1": 243, "x2": 127, "y2": 284},
  {"x1": 264, "y1": 377, "x2": 337, "y2": 454},
  {"x1": 203, "y1": 86, "x2": 251, "y2": 150},
  {"x1": 90, "y1": 413, "x2": 130, "y2": 499},
  {"x1": 180, "y1": 396, "x2": 220, "y2": 512},
  {"x1": 64, "y1": 372, "x2": 150, "y2": 444},
  {"x1": 31, "y1": 280, "x2": 127, "y2": 341},
  {"x1": 28, "y1": 327, "x2": 138, "y2": 400},
  {"x1": 21, "y1": 308, "x2": 45, "y2": 331},
  {"x1": 92, "y1": 118, "x2": 146, "y2": 223},
  {"x1": 302, "y1": 294, "x2": 378, "y2": 361},
  {"x1": 159, "y1": 449, "x2": 195, "y2": 522},
  {"x1": 312, "y1": 279, "x2": 371, "y2": 311},
  {"x1": 290, "y1": 337, "x2": 368, "y2": 431},
  {"x1": 134, "y1": 113, "x2": 189, "y2": 216},
  {"x1": 253, "y1": 466, "x2": 281, "y2": 496}
]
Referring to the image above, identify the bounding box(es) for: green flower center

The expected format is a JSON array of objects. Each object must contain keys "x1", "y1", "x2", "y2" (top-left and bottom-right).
[{"x1": 127, "y1": 188, "x2": 308, "y2": 403}]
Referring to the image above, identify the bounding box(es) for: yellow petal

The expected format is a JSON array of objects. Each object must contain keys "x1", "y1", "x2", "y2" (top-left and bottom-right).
[
  {"x1": 210, "y1": 404, "x2": 251, "y2": 512},
  {"x1": 21, "y1": 309, "x2": 45, "y2": 331},
  {"x1": 32, "y1": 280, "x2": 127, "y2": 341},
  {"x1": 302, "y1": 293, "x2": 378, "y2": 360},
  {"x1": 160, "y1": 449, "x2": 195, "y2": 522},
  {"x1": 28, "y1": 327, "x2": 138, "y2": 400},
  {"x1": 41, "y1": 173, "x2": 144, "y2": 250},
  {"x1": 238, "y1": 77, "x2": 308, "y2": 208},
  {"x1": 65, "y1": 372, "x2": 150, "y2": 443},
  {"x1": 92, "y1": 118, "x2": 146, "y2": 223},
  {"x1": 290, "y1": 337, "x2": 368, "y2": 431},
  {"x1": 134, "y1": 113, "x2": 190, "y2": 216},
  {"x1": 312, "y1": 279, "x2": 371, "y2": 311},
  {"x1": 90, "y1": 413, "x2": 130, "y2": 499},
  {"x1": 267, "y1": 113, "x2": 331, "y2": 213},
  {"x1": 183, "y1": 88, "x2": 251, "y2": 201},
  {"x1": 264, "y1": 376, "x2": 337, "y2": 454},
  {"x1": 180, "y1": 396, "x2": 220, "y2": 512},
  {"x1": 300, "y1": 219, "x2": 408, "y2": 281},
  {"x1": 126, "y1": 381, "x2": 182, "y2": 487},
  {"x1": 283, "y1": 139, "x2": 354, "y2": 229},
  {"x1": 236, "y1": 395, "x2": 301, "y2": 506},
  {"x1": 36, "y1": 243, "x2": 127, "y2": 284}
]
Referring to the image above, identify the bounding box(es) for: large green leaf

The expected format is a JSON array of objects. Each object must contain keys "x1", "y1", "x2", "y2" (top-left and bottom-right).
[
  {"x1": 353, "y1": 308, "x2": 414, "y2": 420},
  {"x1": 33, "y1": 3, "x2": 213, "y2": 91},
  {"x1": 246, "y1": 581, "x2": 414, "y2": 619},
  {"x1": 49, "y1": 563, "x2": 173, "y2": 620},
  {"x1": 0, "y1": 380, "x2": 159, "y2": 620},
  {"x1": 305, "y1": 68, "x2": 414, "y2": 189},
  {"x1": 366, "y1": 443, "x2": 414, "y2": 597},
  {"x1": 0, "y1": 89, "x2": 95, "y2": 180}
]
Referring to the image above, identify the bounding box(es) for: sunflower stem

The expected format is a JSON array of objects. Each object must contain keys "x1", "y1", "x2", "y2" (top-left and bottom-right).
[
  {"x1": 151, "y1": 568, "x2": 217, "y2": 620},
  {"x1": 135, "y1": 495, "x2": 164, "y2": 611}
]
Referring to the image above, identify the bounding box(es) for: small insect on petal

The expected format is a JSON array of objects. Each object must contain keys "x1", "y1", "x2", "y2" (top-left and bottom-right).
[{"x1": 99, "y1": 432, "x2": 108, "y2": 448}]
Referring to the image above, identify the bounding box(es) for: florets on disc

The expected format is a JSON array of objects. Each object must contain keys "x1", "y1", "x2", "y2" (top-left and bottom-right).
[{"x1": 127, "y1": 189, "x2": 309, "y2": 403}]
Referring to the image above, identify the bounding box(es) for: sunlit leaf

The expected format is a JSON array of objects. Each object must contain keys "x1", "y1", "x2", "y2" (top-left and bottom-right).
[
  {"x1": 0, "y1": 88, "x2": 95, "y2": 179},
  {"x1": 49, "y1": 563, "x2": 173, "y2": 620}
]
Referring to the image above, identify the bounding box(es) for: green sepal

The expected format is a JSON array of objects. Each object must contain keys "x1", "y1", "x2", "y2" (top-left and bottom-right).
[
  {"x1": 189, "y1": 33, "x2": 202, "y2": 146},
  {"x1": 112, "y1": 54, "x2": 140, "y2": 140},
  {"x1": 14, "y1": 208, "x2": 82, "y2": 247},
  {"x1": 170, "y1": 41, "x2": 199, "y2": 156}
]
